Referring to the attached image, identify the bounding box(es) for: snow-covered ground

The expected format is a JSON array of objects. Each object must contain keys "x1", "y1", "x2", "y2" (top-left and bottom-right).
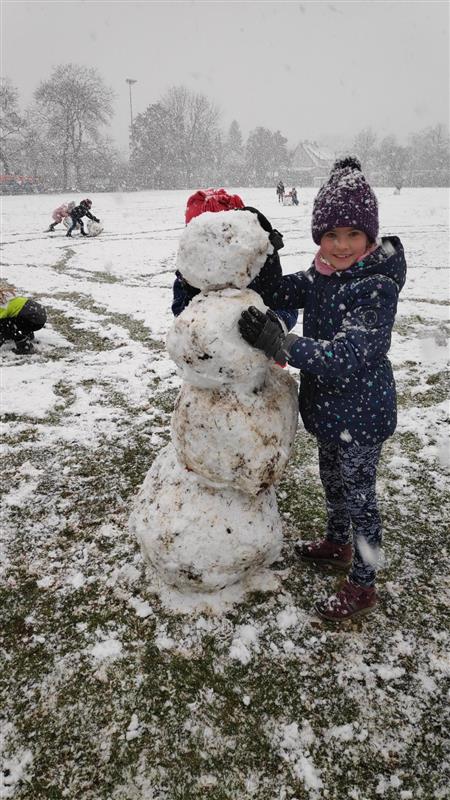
[{"x1": 1, "y1": 188, "x2": 449, "y2": 799}]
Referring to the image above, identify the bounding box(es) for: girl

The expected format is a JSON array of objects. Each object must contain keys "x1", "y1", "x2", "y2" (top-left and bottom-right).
[
  {"x1": 238, "y1": 157, "x2": 407, "y2": 621},
  {"x1": 0, "y1": 283, "x2": 47, "y2": 354},
  {"x1": 46, "y1": 201, "x2": 76, "y2": 232}
]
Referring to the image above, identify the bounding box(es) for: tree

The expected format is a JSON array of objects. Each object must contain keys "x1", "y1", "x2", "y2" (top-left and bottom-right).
[
  {"x1": 222, "y1": 120, "x2": 245, "y2": 185},
  {"x1": 377, "y1": 135, "x2": 410, "y2": 187},
  {"x1": 272, "y1": 130, "x2": 291, "y2": 179},
  {"x1": 211, "y1": 130, "x2": 226, "y2": 186},
  {"x1": 245, "y1": 127, "x2": 289, "y2": 186},
  {"x1": 409, "y1": 124, "x2": 450, "y2": 186},
  {"x1": 131, "y1": 103, "x2": 179, "y2": 188},
  {"x1": 227, "y1": 119, "x2": 243, "y2": 153},
  {"x1": 20, "y1": 109, "x2": 57, "y2": 187},
  {"x1": 352, "y1": 128, "x2": 378, "y2": 176},
  {"x1": 35, "y1": 64, "x2": 114, "y2": 189},
  {"x1": 0, "y1": 79, "x2": 27, "y2": 173},
  {"x1": 162, "y1": 85, "x2": 220, "y2": 186},
  {"x1": 82, "y1": 137, "x2": 127, "y2": 191},
  {"x1": 130, "y1": 86, "x2": 220, "y2": 188}
]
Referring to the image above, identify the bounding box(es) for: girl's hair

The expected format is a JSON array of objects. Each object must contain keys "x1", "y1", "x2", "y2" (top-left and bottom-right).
[{"x1": 0, "y1": 282, "x2": 17, "y2": 304}]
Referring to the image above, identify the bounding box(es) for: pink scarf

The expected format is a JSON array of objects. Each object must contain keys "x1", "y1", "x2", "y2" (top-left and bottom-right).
[{"x1": 315, "y1": 243, "x2": 378, "y2": 276}]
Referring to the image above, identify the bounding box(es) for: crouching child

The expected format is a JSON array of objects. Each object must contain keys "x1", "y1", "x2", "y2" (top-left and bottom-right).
[{"x1": 0, "y1": 283, "x2": 47, "y2": 354}]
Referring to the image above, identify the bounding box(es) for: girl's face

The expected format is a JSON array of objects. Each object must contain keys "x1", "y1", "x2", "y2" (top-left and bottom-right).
[{"x1": 320, "y1": 227, "x2": 370, "y2": 270}]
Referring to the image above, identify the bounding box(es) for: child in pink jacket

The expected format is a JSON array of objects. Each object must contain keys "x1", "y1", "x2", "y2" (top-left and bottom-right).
[{"x1": 46, "y1": 201, "x2": 75, "y2": 233}]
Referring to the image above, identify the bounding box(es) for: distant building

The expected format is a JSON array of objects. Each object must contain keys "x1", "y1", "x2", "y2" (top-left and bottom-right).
[
  {"x1": 289, "y1": 141, "x2": 335, "y2": 186},
  {"x1": 0, "y1": 175, "x2": 42, "y2": 194}
]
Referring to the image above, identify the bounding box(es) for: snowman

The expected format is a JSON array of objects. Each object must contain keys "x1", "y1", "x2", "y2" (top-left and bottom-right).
[{"x1": 129, "y1": 210, "x2": 299, "y2": 594}]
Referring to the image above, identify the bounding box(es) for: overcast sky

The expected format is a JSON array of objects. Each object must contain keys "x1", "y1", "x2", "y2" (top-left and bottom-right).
[{"x1": 3, "y1": 1, "x2": 449, "y2": 155}]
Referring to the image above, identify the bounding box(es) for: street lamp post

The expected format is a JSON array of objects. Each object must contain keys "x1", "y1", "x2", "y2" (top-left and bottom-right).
[{"x1": 125, "y1": 78, "x2": 137, "y2": 145}]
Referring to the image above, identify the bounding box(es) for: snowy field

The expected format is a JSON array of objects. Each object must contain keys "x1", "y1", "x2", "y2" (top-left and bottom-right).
[{"x1": 1, "y1": 188, "x2": 449, "y2": 799}]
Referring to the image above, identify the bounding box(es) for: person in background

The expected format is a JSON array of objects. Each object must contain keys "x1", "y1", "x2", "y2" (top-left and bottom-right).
[
  {"x1": 171, "y1": 188, "x2": 298, "y2": 334},
  {"x1": 46, "y1": 200, "x2": 76, "y2": 232},
  {"x1": 238, "y1": 157, "x2": 407, "y2": 622},
  {"x1": 66, "y1": 199, "x2": 100, "y2": 237},
  {"x1": 276, "y1": 180, "x2": 285, "y2": 203},
  {"x1": 291, "y1": 187, "x2": 299, "y2": 206},
  {"x1": 0, "y1": 282, "x2": 47, "y2": 354}
]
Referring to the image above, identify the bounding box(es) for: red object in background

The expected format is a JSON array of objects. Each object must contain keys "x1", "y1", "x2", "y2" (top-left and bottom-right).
[
  {"x1": 185, "y1": 188, "x2": 245, "y2": 224},
  {"x1": 0, "y1": 175, "x2": 35, "y2": 183},
  {"x1": 0, "y1": 174, "x2": 42, "y2": 194}
]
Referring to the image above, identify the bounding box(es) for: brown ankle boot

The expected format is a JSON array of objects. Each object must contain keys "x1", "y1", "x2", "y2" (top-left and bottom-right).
[
  {"x1": 295, "y1": 538, "x2": 352, "y2": 570},
  {"x1": 314, "y1": 578, "x2": 378, "y2": 621}
]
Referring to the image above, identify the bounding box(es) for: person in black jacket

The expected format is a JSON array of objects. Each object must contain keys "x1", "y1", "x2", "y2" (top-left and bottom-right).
[
  {"x1": 172, "y1": 189, "x2": 298, "y2": 333},
  {"x1": 239, "y1": 157, "x2": 407, "y2": 622},
  {"x1": 66, "y1": 199, "x2": 100, "y2": 237},
  {"x1": 276, "y1": 181, "x2": 285, "y2": 203}
]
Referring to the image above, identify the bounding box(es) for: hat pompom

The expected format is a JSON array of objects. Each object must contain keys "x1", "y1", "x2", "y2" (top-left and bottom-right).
[{"x1": 332, "y1": 156, "x2": 362, "y2": 173}]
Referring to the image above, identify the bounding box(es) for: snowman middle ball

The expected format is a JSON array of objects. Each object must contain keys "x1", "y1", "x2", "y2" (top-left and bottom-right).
[
  {"x1": 172, "y1": 365, "x2": 299, "y2": 495},
  {"x1": 177, "y1": 210, "x2": 271, "y2": 291},
  {"x1": 166, "y1": 289, "x2": 270, "y2": 391}
]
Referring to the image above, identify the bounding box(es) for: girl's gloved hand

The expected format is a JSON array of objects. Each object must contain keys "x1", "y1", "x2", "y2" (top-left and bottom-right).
[
  {"x1": 238, "y1": 306, "x2": 286, "y2": 359},
  {"x1": 239, "y1": 306, "x2": 300, "y2": 365}
]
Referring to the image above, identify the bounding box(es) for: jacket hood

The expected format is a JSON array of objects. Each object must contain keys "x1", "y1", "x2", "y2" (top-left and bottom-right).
[{"x1": 341, "y1": 235, "x2": 406, "y2": 292}]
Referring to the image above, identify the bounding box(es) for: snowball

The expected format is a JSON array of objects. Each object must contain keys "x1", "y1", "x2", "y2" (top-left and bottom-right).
[
  {"x1": 172, "y1": 365, "x2": 298, "y2": 495},
  {"x1": 166, "y1": 288, "x2": 269, "y2": 391},
  {"x1": 229, "y1": 624, "x2": 260, "y2": 664},
  {"x1": 87, "y1": 220, "x2": 104, "y2": 237},
  {"x1": 129, "y1": 444, "x2": 282, "y2": 592},
  {"x1": 177, "y1": 210, "x2": 271, "y2": 291}
]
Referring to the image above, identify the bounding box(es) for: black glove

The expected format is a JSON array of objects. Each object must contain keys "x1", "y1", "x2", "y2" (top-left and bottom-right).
[
  {"x1": 93, "y1": 217, "x2": 100, "y2": 223},
  {"x1": 269, "y1": 228, "x2": 284, "y2": 251},
  {"x1": 239, "y1": 306, "x2": 286, "y2": 359}
]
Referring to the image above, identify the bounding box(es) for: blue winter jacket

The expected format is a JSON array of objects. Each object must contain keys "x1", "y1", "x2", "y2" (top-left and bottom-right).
[
  {"x1": 253, "y1": 236, "x2": 407, "y2": 446},
  {"x1": 171, "y1": 249, "x2": 299, "y2": 332}
]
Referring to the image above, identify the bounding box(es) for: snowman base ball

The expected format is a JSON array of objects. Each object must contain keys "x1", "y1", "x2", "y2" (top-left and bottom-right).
[{"x1": 129, "y1": 444, "x2": 283, "y2": 593}]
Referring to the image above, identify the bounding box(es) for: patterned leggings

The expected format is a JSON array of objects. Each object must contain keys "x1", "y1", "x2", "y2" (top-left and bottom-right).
[{"x1": 318, "y1": 440, "x2": 382, "y2": 586}]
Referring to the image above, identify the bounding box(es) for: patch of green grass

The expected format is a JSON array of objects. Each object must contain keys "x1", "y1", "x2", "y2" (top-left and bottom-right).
[
  {"x1": 47, "y1": 292, "x2": 164, "y2": 350},
  {"x1": 394, "y1": 313, "x2": 426, "y2": 335},
  {"x1": 51, "y1": 248, "x2": 75, "y2": 273},
  {"x1": 45, "y1": 303, "x2": 117, "y2": 352},
  {"x1": 397, "y1": 429, "x2": 423, "y2": 454},
  {"x1": 397, "y1": 369, "x2": 449, "y2": 408},
  {"x1": 152, "y1": 387, "x2": 179, "y2": 415}
]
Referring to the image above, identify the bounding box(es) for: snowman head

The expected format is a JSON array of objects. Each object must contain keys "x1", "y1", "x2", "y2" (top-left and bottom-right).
[{"x1": 176, "y1": 210, "x2": 272, "y2": 292}]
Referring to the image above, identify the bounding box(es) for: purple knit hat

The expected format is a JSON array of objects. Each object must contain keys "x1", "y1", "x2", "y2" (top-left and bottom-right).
[{"x1": 311, "y1": 156, "x2": 379, "y2": 245}]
